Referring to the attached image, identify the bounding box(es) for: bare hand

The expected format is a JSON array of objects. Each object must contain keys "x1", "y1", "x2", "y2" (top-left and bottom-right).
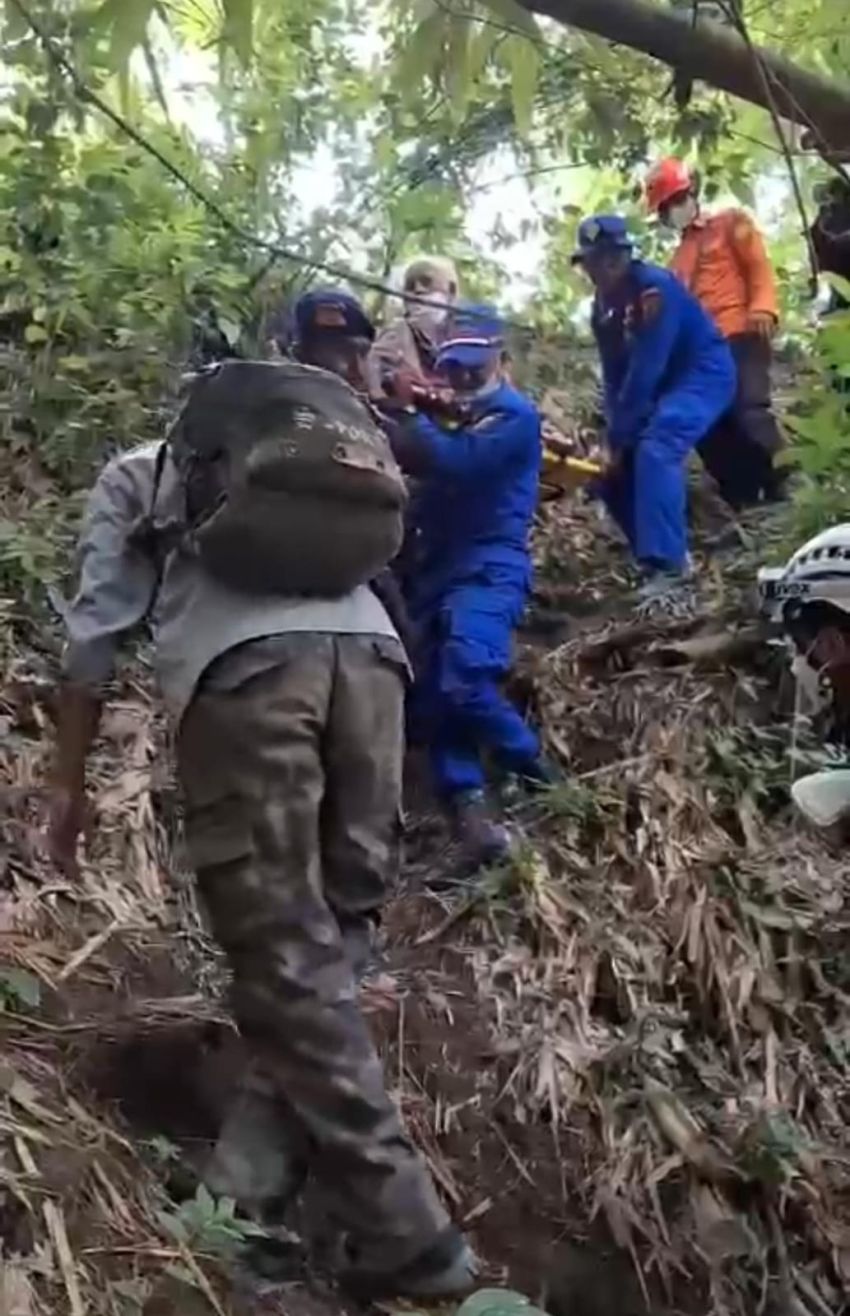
[
  {"x1": 387, "y1": 366, "x2": 422, "y2": 408},
  {"x1": 48, "y1": 786, "x2": 87, "y2": 880},
  {"x1": 748, "y1": 312, "x2": 776, "y2": 341}
]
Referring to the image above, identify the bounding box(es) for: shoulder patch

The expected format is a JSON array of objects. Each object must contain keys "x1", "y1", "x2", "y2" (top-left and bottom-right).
[{"x1": 639, "y1": 287, "x2": 663, "y2": 324}]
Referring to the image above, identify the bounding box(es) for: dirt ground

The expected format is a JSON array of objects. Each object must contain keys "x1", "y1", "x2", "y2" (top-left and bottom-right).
[{"x1": 1, "y1": 488, "x2": 846, "y2": 1316}]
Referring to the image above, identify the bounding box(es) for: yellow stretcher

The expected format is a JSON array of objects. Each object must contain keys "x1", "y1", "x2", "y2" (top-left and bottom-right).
[{"x1": 540, "y1": 449, "x2": 603, "y2": 500}]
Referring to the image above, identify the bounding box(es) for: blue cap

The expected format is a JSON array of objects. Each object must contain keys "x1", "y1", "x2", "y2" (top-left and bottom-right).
[
  {"x1": 436, "y1": 301, "x2": 505, "y2": 369},
  {"x1": 295, "y1": 287, "x2": 375, "y2": 343},
  {"x1": 571, "y1": 215, "x2": 634, "y2": 264}
]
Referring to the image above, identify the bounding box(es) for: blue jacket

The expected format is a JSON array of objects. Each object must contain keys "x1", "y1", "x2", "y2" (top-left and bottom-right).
[
  {"x1": 402, "y1": 381, "x2": 541, "y2": 600},
  {"x1": 592, "y1": 259, "x2": 734, "y2": 450}
]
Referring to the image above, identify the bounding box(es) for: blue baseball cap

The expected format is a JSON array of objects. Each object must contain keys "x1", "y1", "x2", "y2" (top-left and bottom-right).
[
  {"x1": 571, "y1": 215, "x2": 634, "y2": 264},
  {"x1": 294, "y1": 287, "x2": 375, "y2": 343},
  {"x1": 436, "y1": 302, "x2": 505, "y2": 369}
]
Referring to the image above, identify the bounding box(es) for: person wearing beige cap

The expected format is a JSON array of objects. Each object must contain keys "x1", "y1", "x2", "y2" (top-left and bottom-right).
[{"x1": 368, "y1": 255, "x2": 459, "y2": 398}]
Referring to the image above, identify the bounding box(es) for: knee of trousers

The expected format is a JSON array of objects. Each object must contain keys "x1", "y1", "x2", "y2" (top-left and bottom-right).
[{"x1": 438, "y1": 644, "x2": 505, "y2": 719}]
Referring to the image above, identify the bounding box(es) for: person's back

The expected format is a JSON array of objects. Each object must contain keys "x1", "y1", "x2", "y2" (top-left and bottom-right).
[
  {"x1": 67, "y1": 438, "x2": 398, "y2": 720},
  {"x1": 50, "y1": 289, "x2": 475, "y2": 1301},
  {"x1": 669, "y1": 208, "x2": 777, "y2": 340}
]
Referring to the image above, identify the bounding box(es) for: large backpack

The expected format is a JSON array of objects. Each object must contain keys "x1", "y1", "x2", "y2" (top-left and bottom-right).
[{"x1": 167, "y1": 358, "x2": 407, "y2": 596}]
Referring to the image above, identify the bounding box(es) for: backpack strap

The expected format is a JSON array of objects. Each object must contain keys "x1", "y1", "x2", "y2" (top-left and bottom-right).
[
  {"x1": 150, "y1": 438, "x2": 168, "y2": 521},
  {"x1": 126, "y1": 440, "x2": 177, "y2": 625}
]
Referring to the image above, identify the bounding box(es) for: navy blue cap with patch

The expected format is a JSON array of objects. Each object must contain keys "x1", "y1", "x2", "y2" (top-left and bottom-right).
[
  {"x1": 571, "y1": 214, "x2": 634, "y2": 264},
  {"x1": 436, "y1": 301, "x2": 505, "y2": 369},
  {"x1": 295, "y1": 288, "x2": 375, "y2": 342}
]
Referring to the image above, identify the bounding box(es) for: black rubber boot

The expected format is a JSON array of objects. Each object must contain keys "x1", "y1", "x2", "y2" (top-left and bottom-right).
[
  {"x1": 340, "y1": 1226, "x2": 479, "y2": 1300},
  {"x1": 450, "y1": 789, "x2": 512, "y2": 869}
]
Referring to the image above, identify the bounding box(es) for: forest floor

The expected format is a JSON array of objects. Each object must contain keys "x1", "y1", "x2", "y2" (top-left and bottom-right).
[{"x1": 0, "y1": 481, "x2": 848, "y2": 1316}]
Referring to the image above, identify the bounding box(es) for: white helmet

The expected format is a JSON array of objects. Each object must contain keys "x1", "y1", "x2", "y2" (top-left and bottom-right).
[
  {"x1": 758, "y1": 523, "x2": 850, "y2": 623},
  {"x1": 759, "y1": 526, "x2": 850, "y2": 836}
]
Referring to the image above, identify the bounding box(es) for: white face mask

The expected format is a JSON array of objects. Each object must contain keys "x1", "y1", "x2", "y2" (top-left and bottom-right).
[
  {"x1": 792, "y1": 769, "x2": 850, "y2": 830},
  {"x1": 406, "y1": 302, "x2": 449, "y2": 337},
  {"x1": 666, "y1": 196, "x2": 698, "y2": 233},
  {"x1": 466, "y1": 375, "x2": 500, "y2": 402},
  {"x1": 791, "y1": 650, "x2": 831, "y2": 716}
]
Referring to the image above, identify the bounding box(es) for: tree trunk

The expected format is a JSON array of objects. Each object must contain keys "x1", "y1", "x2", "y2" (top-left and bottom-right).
[{"x1": 515, "y1": 0, "x2": 850, "y2": 155}]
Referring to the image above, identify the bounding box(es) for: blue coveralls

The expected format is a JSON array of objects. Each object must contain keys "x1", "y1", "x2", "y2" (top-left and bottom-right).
[
  {"x1": 593, "y1": 260, "x2": 736, "y2": 571},
  {"x1": 403, "y1": 383, "x2": 542, "y2": 799}
]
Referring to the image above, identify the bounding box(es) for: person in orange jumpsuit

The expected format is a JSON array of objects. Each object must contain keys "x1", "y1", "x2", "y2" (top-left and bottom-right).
[{"x1": 646, "y1": 157, "x2": 786, "y2": 509}]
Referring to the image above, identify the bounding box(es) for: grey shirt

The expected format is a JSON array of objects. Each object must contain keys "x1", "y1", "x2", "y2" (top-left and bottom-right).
[{"x1": 62, "y1": 442, "x2": 398, "y2": 719}]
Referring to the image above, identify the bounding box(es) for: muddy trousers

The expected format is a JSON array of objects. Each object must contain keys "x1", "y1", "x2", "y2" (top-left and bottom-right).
[{"x1": 177, "y1": 635, "x2": 449, "y2": 1272}]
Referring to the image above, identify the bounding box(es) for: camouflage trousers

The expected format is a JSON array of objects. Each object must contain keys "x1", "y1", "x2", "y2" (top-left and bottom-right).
[{"x1": 177, "y1": 633, "x2": 449, "y2": 1271}]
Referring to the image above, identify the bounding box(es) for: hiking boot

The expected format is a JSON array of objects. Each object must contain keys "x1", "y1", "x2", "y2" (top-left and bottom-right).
[
  {"x1": 202, "y1": 1074, "x2": 308, "y2": 1221},
  {"x1": 450, "y1": 789, "x2": 512, "y2": 869},
  {"x1": 517, "y1": 755, "x2": 559, "y2": 789},
  {"x1": 340, "y1": 1226, "x2": 479, "y2": 1300},
  {"x1": 635, "y1": 569, "x2": 695, "y2": 620},
  {"x1": 499, "y1": 756, "x2": 560, "y2": 806}
]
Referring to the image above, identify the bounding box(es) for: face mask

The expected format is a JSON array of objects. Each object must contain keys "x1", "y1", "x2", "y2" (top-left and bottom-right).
[
  {"x1": 450, "y1": 367, "x2": 499, "y2": 401},
  {"x1": 666, "y1": 196, "x2": 698, "y2": 232},
  {"x1": 406, "y1": 302, "x2": 449, "y2": 336},
  {"x1": 792, "y1": 769, "x2": 850, "y2": 831},
  {"x1": 791, "y1": 649, "x2": 831, "y2": 716},
  {"x1": 466, "y1": 376, "x2": 500, "y2": 402}
]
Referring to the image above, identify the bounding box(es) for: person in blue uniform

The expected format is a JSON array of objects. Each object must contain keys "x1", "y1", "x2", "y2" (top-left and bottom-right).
[
  {"x1": 575, "y1": 215, "x2": 736, "y2": 609},
  {"x1": 387, "y1": 304, "x2": 548, "y2": 867}
]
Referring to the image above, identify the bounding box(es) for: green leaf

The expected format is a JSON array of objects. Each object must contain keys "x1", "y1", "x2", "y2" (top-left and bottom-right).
[
  {"x1": 445, "y1": 15, "x2": 472, "y2": 112},
  {"x1": 3, "y1": 0, "x2": 29, "y2": 41},
  {"x1": 480, "y1": 0, "x2": 541, "y2": 38},
  {"x1": 104, "y1": 0, "x2": 156, "y2": 73},
  {"x1": 24, "y1": 323, "x2": 48, "y2": 344},
  {"x1": 504, "y1": 35, "x2": 539, "y2": 138},
  {"x1": 217, "y1": 317, "x2": 241, "y2": 346},
  {"x1": 194, "y1": 1182, "x2": 215, "y2": 1218},
  {"x1": 457, "y1": 1290, "x2": 549, "y2": 1316},
  {"x1": 467, "y1": 24, "x2": 499, "y2": 81},
  {"x1": 0, "y1": 967, "x2": 41, "y2": 1010},
  {"x1": 222, "y1": 0, "x2": 254, "y2": 68},
  {"x1": 395, "y1": 12, "x2": 446, "y2": 95},
  {"x1": 156, "y1": 1208, "x2": 189, "y2": 1243}
]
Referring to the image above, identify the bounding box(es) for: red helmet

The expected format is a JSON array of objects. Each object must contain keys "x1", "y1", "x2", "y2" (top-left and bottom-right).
[{"x1": 645, "y1": 158, "x2": 693, "y2": 213}]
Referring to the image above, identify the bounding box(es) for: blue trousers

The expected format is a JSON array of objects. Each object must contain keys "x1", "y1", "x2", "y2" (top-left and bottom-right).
[
  {"x1": 410, "y1": 576, "x2": 540, "y2": 799},
  {"x1": 601, "y1": 363, "x2": 735, "y2": 571}
]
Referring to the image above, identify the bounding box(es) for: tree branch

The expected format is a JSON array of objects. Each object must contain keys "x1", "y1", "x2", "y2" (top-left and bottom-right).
[{"x1": 512, "y1": 0, "x2": 850, "y2": 155}]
